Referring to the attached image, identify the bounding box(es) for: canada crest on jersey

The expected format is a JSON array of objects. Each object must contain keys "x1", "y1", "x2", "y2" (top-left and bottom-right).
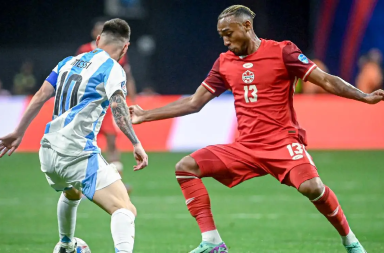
[{"x1": 242, "y1": 70, "x2": 254, "y2": 84}]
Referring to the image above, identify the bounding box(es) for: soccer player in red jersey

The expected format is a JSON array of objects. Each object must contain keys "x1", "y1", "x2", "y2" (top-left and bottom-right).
[
  {"x1": 130, "y1": 5, "x2": 384, "y2": 253},
  {"x1": 77, "y1": 19, "x2": 137, "y2": 193}
]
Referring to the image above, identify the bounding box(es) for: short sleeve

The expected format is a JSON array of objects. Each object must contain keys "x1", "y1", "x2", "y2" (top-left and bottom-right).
[
  {"x1": 46, "y1": 56, "x2": 74, "y2": 89},
  {"x1": 282, "y1": 41, "x2": 317, "y2": 81},
  {"x1": 104, "y1": 62, "x2": 127, "y2": 99},
  {"x1": 201, "y1": 58, "x2": 228, "y2": 97}
]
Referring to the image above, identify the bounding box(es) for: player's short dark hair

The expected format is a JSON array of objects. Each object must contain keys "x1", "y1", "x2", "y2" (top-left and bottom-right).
[
  {"x1": 218, "y1": 5, "x2": 256, "y2": 20},
  {"x1": 101, "y1": 18, "x2": 131, "y2": 42}
]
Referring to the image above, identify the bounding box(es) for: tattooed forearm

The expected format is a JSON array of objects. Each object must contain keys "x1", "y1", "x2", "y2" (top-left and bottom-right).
[
  {"x1": 327, "y1": 76, "x2": 367, "y2": 101},
  {"x1": 110, "y1": 92, "x2": 139, "y2": 145}
]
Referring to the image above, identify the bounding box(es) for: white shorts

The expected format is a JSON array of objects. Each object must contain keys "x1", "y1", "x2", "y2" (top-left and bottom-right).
[{"x1": 39, "y1": 146, "x2": 121, "y2": 200}]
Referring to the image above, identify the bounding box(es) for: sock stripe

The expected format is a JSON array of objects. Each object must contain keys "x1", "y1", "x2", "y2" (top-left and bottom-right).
[
  {"x1": 327, "y1": 206, "x2": 339, "y2": 217},
  {"x1": 311, "y1": 185, "x2": 350, "y2": 236},
  {"x1": 311, "y1": 186, "x2": 326, "y2": 202},
  {"x1": 176, "y1": 170, "x2": 216, "y2": 233},
  {"x1": 176, "y1": 175, "x2": 198, "y2": 179}
]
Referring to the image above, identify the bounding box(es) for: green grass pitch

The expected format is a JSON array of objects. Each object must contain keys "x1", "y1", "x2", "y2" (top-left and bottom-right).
[{"x1": 0, "y1": 151, "x2": 383, "y2": 252}]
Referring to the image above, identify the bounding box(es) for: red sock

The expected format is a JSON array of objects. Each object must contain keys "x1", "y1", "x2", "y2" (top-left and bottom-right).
[
  {"x1": 312, "y1": 186, "x2": 350, "y2": 236},
  {"x1": 176, "y1": 171, "x2": 216, "y2": 233}
]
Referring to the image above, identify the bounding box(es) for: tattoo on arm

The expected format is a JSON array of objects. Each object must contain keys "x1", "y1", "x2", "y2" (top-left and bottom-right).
[
  {"x1": 328, "y1": 76, "x2": 367, "y2": 101},
  {"x1": 109, "y1": 92, "x2": 139, "y2": 145}
]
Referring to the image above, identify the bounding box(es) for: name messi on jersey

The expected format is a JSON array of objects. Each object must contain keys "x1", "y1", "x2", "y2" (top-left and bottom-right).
[{"x1": 71, "y1": 59, "x2": 92, "y2": 69}]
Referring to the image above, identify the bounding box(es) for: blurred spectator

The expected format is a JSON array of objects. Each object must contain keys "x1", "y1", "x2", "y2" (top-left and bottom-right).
[
  {"x1": 0, "y1": 79, "x2": 11, "y2": 96},
  {"x1": 13, "y1": 60, "x2": 36, "y2": 95},
  {"x1": 356, "y1": 48, "x2": 383, "y2": 93},
  {"x1": 301, "y1": 59, "x2": 328, "y2": 94},
  {"x1": 138, "y1": 86, "x2": 159, "y2": 96}
]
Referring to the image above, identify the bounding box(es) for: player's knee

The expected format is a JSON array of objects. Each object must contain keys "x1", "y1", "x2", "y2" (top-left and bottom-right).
[
  {"x1": 175, "y1": 156, "x2": 199, "y2": 175},
  {"x1": 125, "y1": 203, "x2": 137, "y2": 217},
  {"x1": 109, "y1": 201, "x2": 137, "y2": 217},
  {"x1": 64, "y1": 187, "x2": 82, "y2": 200},
  {"x1": 298, "y1": 177, "x2": 324, "y2": 200}
]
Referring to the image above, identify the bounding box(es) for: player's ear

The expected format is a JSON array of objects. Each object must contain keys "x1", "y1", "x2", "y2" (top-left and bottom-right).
[
  {"x1": 95, "y1": 35, "x2": 101, "y2": 47},
  {"x1": 243, "y1": 20, "x2": 252, "y2": 31}
]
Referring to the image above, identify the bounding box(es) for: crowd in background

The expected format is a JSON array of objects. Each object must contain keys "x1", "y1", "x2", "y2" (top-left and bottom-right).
[
  {"x1": 298, "y1": 49, "x2": 383, "y2": 95},
  {"x1": 0, "y1": 48, "x2": 382, "y2": 97}
]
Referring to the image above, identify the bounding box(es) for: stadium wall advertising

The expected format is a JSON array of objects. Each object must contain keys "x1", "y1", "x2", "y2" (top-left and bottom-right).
[{"x1": 0, "y1": 95, "x2": 383, "y2": 151}]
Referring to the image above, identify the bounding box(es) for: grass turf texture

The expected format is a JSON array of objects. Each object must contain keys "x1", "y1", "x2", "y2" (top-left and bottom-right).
[{"x1": 0, "y1": 151, "x2": 383, "y2": 253}]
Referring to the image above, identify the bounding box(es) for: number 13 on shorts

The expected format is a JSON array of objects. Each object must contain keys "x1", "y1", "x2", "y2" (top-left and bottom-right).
[{"x1": 286, "y1": 143, "x2": 315, "y2": 165}]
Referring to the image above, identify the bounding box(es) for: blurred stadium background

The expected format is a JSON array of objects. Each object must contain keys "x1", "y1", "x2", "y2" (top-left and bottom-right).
[{"x1": 0, "y1": 0, "x2": 383, "y2": 252}]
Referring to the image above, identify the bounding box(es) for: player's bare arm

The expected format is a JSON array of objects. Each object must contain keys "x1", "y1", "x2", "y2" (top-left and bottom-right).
[
  {"x1": 308, "y1": 67, "x2": 384, "y2": 104},
  {"x1": 0, "y1": 81, "x2": 54, "y2": 157},
  {"x1": 130, "y1": 85, "x2": 215, "y2": 124},
  {"x1": 109, "y1": 90, "x2": 148, "y2": 170}
]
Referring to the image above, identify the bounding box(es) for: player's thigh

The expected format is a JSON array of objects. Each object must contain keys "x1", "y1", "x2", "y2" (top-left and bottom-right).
[
  {"x1": 77, "y1": 153, "x2": 122, "y2": 201},
  {"x1": 64, "y1": 187, "x2": 82, "y2": 200},
  {"x1": 259, "y1": 141, "x2": 318, "y2": 188},
  {"x1": 92, "y1": 179, "x2": 135, "y2": 215},
  {"x1": 191, "y1": 143, "x2": 267, "y2": 188}
]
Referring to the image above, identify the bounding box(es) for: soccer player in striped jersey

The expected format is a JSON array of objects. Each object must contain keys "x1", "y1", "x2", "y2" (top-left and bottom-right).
[
  {"x1": 0, "y1": 19, "x2": 147, "y2": 253},
  {"x1": 77, "y1": 19, "x2": 137, "y2": 194}
]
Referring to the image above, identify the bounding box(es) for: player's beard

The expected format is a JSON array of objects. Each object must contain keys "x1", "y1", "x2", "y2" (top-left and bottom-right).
[
  {"x1": 230, "y1": 43, "x2": 247, "y2": 56},
  {"x1": 238, "y1": 43, "x2": 248, "y2": 56}
]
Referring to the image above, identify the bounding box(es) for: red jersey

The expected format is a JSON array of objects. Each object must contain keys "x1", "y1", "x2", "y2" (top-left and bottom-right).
[
  {"x1": 202, "y1": 39, "x2": 317, "y2": 146},
  {"x1": 76, "y1": 42, "x2": 128, "y2": 66}
]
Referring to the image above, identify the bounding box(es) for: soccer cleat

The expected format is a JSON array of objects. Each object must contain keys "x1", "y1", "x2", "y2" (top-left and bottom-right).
[
  {"x1": 59, "y1": 247, "x2": 75, "y2": 253},
  {"x1": 189, "y1": 241, "x2": 228, "y2": 253},
  {"x1": 345, "y1": 242, "x2": 367, "y2": 253},
  {"x1": 58, "y1": 239, "x2": 77, "y2": 253}
]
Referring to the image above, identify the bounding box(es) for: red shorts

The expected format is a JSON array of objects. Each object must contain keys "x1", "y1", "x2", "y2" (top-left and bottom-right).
[
  {"x1": 99, "y1": 109, "x2": 118, "y2": 136},
  {"x1": 190, "y1": 140, "x2": 318, "y2": 189}
]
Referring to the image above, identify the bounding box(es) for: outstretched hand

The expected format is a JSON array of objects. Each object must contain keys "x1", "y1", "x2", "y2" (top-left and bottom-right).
[
  {"x1": 0, "y1": 132, "x2": 23, "y2": 158},
  {"x1": 133, "y1": 143, "x2": 148, "y2": 171},
  {"x1": 129, "y1": 105, "x2": 146, "y2": 124},
  {"x1": 363, "y1": 89, "x2": 384, "y2": 104}
]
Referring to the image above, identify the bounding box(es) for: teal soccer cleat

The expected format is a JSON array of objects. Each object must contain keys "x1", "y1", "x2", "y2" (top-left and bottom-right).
[
  {"x1": 189, "y1": 241, "x2": 228, "y2": 253},
  {"x1": 345, "y1": 242, "x2": 367, "y2": 253}
]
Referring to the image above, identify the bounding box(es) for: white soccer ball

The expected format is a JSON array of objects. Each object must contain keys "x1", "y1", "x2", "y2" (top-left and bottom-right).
[{"x1": 53, "y1": 237, "x2": 91, "y2": 253}]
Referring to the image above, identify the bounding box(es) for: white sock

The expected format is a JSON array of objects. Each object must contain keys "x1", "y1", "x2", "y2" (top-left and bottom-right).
[
  {"x1": 202, "y1": 229, "x2": 222, "y2": 244},
  {"x1": 341, "y1": 229, "x2": 358, "y2": 245},
  {"x1": 111, "y1": 208, "x2": 136, "y2": 253},
  {"x1": 57, "y1": 193, "x2": 80, "y2": 249}
]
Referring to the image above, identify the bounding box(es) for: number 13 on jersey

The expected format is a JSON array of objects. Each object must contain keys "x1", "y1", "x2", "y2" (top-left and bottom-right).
[{"x1": 244, "y1": 85, "x2": 258, "y2": 103}]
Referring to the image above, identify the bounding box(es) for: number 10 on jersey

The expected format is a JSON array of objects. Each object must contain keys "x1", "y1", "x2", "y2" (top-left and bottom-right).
[{"x1": 244, "y1": 85, "x2": 258, "y2": 103}]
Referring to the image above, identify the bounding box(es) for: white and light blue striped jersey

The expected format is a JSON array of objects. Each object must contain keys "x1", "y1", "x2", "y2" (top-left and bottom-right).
[{"x1": 42, "y1": 49, "x2": 127, "y2": 156}]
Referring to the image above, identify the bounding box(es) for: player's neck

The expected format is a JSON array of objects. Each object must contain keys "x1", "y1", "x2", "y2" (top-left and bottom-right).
[
  {"x1": 246, "y1": 35, "x2": 261, "y2": 55},
  {"x1": 99, "y1": 45, "x2": 120, "y2": 61}
]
